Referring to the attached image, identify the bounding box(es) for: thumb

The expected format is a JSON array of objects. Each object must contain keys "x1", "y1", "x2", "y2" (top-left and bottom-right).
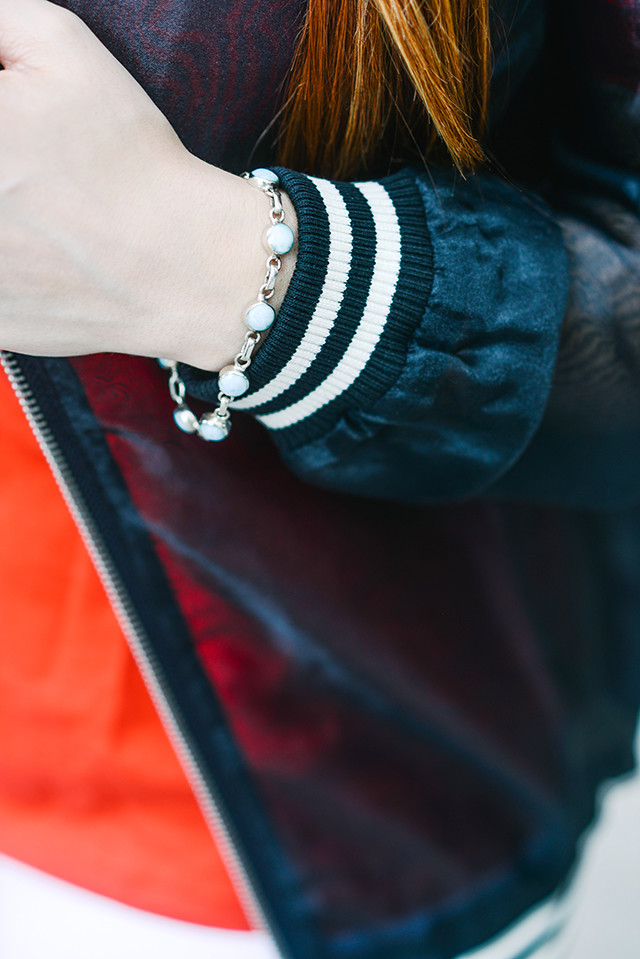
[{"x1": 0, "y1": 1, "x2": 79, "y2": 68}]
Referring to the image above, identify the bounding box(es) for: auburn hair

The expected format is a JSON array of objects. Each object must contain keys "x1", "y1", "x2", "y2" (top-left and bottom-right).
[{"x1": 277, "y1": 0, "x2": 491, "y2": 179}]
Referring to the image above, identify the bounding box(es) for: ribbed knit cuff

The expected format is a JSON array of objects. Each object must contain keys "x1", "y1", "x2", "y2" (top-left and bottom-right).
[{"x1": 230, "y1": 167, "x2": 434, "y2": 450}]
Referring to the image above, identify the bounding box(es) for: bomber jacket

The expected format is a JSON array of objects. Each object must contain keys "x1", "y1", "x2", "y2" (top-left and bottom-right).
[{"x1": 3, "y1": 1, "x2": 640, "y2": 957}]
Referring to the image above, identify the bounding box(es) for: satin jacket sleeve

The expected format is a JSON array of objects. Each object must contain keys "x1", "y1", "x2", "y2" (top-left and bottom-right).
[{"x1": 183, "y1": 0, "x2": 640, "y2": 509}]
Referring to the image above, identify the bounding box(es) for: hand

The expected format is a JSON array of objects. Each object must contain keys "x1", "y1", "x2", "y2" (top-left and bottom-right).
[{"x1": 0, "y1": 0, "x2": 296, "y2": 370}]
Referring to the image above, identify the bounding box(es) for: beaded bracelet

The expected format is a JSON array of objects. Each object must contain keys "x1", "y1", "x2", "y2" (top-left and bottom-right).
[{"x1": 158, "y1": 168, "x2": 294, "y2": 442}]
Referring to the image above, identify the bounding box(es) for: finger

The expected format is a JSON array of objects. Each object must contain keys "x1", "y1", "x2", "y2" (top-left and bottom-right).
[{"x1": 0, "y1": 1, "x2": 79, "y2": 68}]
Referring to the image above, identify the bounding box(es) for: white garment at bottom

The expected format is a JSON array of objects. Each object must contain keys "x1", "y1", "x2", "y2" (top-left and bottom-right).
[{"x1": 0, "y1": 854, "x2": 281, "y2": 959}]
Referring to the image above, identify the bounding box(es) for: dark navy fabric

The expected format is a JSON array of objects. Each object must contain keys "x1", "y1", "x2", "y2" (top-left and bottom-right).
[
  {"x1": 259, "y1": 167, "x2": 568, "y2": 501},
  {"x1": 8, "y1": 2, "x2": 640, "y2": 959},
  {"x1": 182, "y1": 0, "x2": 640, "y2": 511}
]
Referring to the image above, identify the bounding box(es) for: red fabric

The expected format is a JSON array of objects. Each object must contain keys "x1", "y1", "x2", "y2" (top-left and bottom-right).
[{"x1": 0, "y1": 368, "x2": 251, "y2": 929}]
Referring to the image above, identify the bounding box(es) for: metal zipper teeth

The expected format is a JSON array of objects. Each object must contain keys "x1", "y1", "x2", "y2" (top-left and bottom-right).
[{"x1": 1, "y1": 351, "x2": 286, "y2": 957}]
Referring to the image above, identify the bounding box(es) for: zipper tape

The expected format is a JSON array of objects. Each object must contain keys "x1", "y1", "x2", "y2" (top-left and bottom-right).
[{"x1": 0, "y1": 351, "x2": 286, "y2": 957}]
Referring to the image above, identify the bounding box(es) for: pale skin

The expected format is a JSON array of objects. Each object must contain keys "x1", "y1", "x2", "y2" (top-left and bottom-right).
[{"x1": 0, "y1": 0, "x2": 297, "y2": 373}]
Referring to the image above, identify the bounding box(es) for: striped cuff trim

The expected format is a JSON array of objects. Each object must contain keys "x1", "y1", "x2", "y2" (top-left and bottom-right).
[
  {"x1": 239, "y1": 167, "x2": 433, "y2": 450},
  {"x1": 258, "y1": 181, "x2": 400, "y2": 430},
  {"x1": 232, "y1": 179, "x2": 353, "y2": 412}
]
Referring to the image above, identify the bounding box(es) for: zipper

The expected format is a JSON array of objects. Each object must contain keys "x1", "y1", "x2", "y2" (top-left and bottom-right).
[{"x1": 1, "y1": 351, "x2": 286, "y2": 957}]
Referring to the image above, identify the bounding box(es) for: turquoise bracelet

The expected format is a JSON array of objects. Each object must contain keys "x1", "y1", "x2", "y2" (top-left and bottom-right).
[{"x1": 159, "y1": 168, "x2": 294, "y2": 441}]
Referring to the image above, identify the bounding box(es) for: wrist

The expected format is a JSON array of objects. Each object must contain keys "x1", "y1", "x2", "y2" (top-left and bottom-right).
[
  {"x1": 149, "y1": 156, "x2": 297, "y2": 373},
  {"x1": 158, "y1": 167, "x2": 298, "y2": 442}
]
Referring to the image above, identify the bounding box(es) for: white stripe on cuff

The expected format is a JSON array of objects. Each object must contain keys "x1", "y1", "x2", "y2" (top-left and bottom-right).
[
  {"x1": 232, "y1": 177, "x2": 352, "y2": 411},
  {"x1": 258, "y1": 181, "x2": 402, "y2": 431}
]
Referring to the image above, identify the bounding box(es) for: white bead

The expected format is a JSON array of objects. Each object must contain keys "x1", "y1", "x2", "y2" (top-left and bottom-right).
[
  {"x1": 267, "y1": 222, "x2": 295, "y2": 255},
  {"x1": 199, "y1": 413, "x2": 230, "y2": 441},
  {"x1": 157, "y1": 358, "x2": 175, "y2": 370},
  {"x1": 246, "y1": 301, "x2": 276, "y2": 332},
  {"x1": 251, "y1": 168, "x2": 279, "y2": 184},
  {"x1": 173, "y1": 406, "x2": 199, "y2": 434},
  {"x1": 218, "y1": 366, "x2": 249, "y2": 398}
]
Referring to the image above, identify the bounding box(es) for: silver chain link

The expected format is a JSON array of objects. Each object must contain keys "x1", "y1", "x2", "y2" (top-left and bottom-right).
[
  {"x1": 259, "y1": 256, "x2": 281, "y2": 300},
  {"x1": 159, "y1": 171, "x2": 293, "y2": 442}
]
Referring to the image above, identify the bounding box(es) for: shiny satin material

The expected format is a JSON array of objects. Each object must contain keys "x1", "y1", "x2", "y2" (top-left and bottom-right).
[{"x1": 51, "y1": 350, "x2": 637, "y2": 959}]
